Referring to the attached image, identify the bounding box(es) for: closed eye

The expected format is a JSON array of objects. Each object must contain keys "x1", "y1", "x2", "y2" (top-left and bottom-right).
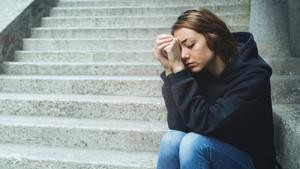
[{"x1": 187, "y1": 44, "x2": 194, "y2": 49}]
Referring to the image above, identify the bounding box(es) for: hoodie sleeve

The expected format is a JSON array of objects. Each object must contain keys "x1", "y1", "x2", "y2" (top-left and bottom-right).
[
  {"x1": 168, "y1": 69, "x2": 269, "y2": 134},
  {"x1": 160, "y1": 71, "x2": 190, "y2": 132}
]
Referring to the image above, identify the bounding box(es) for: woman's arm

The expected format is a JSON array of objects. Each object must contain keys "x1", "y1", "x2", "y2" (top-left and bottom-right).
[
  {"x1": 168, "y1": 68, "x2": 269, "y2": 134},
  {"x1": 160, "y1": 71, "x2": 190, "y2": 132}
]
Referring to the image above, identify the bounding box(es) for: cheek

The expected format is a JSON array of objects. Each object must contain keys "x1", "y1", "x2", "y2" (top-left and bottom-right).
[{"x1": 193, "y1": 47, "x2": 214, "y2": 64}]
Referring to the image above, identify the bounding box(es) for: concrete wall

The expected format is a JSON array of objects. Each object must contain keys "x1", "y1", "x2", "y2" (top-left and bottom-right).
[
  {"x1": 0, "y1": 0, "x2": 57, "y2": 62},
  {"x1": 273, "y1": 105, "x2": 300, "y2": 169},
  {"x1": 250, "y1": 0, "x2": 300, "y2": 58},
  {"x1": 288, "y1": 0, "x2": 300, "y2": 58},
  {"x1": 249, "y1": 0, "x2": 291, "y2": 58}
]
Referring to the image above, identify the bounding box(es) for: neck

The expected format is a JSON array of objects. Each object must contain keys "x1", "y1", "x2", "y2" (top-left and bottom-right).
[{"x1": 205, "y1": 54, "x2": 226, "y2": 78}]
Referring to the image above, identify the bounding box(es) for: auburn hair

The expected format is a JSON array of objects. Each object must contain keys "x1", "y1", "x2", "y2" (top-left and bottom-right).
[{"x1": 171, "y1": 8, "x2": 238, "y2": 64}]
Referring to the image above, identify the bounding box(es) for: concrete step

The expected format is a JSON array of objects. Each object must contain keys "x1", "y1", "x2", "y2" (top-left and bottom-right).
[
  {"x1": 272, "y1": 104, "x2": 300, "y2": 169},
  {"x1": 31, "y1": 27, "x2": 170, "y2": 39},
  {"x1": 14, "y1": 50, "x2": 156, "y2": 62},
  {"x1": 0, "y1": 115, "x2": 167, "y2": 152},
  {"x1": 22, "y1": 38, "x2": 155, "y2": 51},
  {"x1": 0, "y1": 74, "x2": 298, "y2": 103},
  {"x1": 30, "y1": 26, "x2": 248, "y2": 39},
  {"x1": 0, "y1": 143, "x2": 157, "y2": 169},
  {"x1": 41, "y1": 14, "x2": 249, "y2": 27},
  {"x1": 50, "y1": 5, "x2": 250, "y2": 17},
  {"x1": 22, "y1": 38, "x2": 156, "y2": 51},
  {"x1": 264, "y1": 57, "x2": 300, "y2": 75},
  {"x1": 14, "y1": 54, "x2": 300, "y2": 75},
  {"x1": 0, "y1": 93, "x2": 166, "y2": 121},
  {"x1": 0, "y1": 74, "x2": 162, "y2": 96},
  {"x1": 57, "y1": 0, "x2": 250, "y2": 8},
  {"x1": 2, "y1": 59, "x2": 300, "y2": 76},
  {"x1": 0, "y1": 62, "x2": 162, "y2": 76},
  {"x1": 271, "y1": 75, "x2": 300, "y2": 104}
]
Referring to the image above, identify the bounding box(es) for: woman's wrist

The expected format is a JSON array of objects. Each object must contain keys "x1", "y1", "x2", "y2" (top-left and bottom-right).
[
  {"x1": 165, "y1": 69, "x2": 173, "y2": 76},
  {"x1": 172, "y1": 63, "x2": 185, "y2": 73}
]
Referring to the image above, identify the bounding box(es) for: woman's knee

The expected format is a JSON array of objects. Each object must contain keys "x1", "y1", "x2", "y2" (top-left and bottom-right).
[
  {"x1": 179, "y1": 132, "x2": 212, "y2": 160},
  {"x1": 159, "y1": 130, "x2": 186, "y2": 155},
  {"x1": 157, "y1": 130, "x2": 186, "y2": 169}
]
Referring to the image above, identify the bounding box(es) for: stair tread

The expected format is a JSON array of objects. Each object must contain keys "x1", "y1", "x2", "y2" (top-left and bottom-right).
[
  {"x1": 270, "y1": 75, "x2": 300, "y2": 80},
  {"x1": 264, "y1": 57, "x2": 300, "y2": 61},
  {"x1": 52, "y1": 4, "x2": 248, "y2": 10},
  {"x1": 0, "y1": 92, "x2": 163, "y2": 103},
  {"x1": 44, "y1": 13, "x2": 248, "y2": 18},
  {"x1": 0, "y1": 74, "x2": 299, "y2": 79},
  {"x1": 273, "y1": 104, "x2": 300, "y2": 125},
  {"x1": 6, "y1": 58, "x2": 300, "y2": 63},
  {"x1": 2, "y1": 61, "x2": 160, "y2": 65},
  {"x1": 0, "y1": 143, "x2": 157, "y2": 167},
  {"x1": 32, "y1": 26, "x2": 172, "y2": 30},
  {"x1": 15, "y1": 50, "x2": 153, "y2": 53},
  {"x1": 0, "y1": 115, "x2": 167, "y2": 131},
  {"x1": 57, "y1": 0, "x2": 250, "y2": 4},
  {"x1": 24, "y1": 38, "x2": 154, "y2": 40},
  {"x1": 5, "y1": 58, "x2": 300, "y2": 64},
  {"x1": 0, "y1": 74, "x2": 161, "y2": 80},
  {"x1": 32, "y1": 25, "x2": 246, "y2": 30}
]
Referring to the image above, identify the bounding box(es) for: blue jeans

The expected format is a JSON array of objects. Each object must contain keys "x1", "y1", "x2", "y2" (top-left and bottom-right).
[{"x1": 156, "y1": 130, "x2": 256, "y2": 169}]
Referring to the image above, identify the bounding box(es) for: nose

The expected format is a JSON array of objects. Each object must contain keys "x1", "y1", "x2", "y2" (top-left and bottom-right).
[{"x1": 181, "y1": 48, "x2": 189, "y2": 60}]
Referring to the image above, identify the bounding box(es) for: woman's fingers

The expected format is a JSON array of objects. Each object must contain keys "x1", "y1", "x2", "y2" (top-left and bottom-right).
[
  {"x1": 157, "y1": 42, "x2": 172, "y2": 58},
  {"x1": 157, "y1": 34, "x2": 173, "y2": 40},
  {"x1": 153, "y1": 34, "x2": 174, "y2": 70},
  {"x1": 155, "y1": 38, "x2": 173, "y2": 48},
  {"x1": 155, "y1": 34, "x2": 173, "y2": 46},
  {"x1": 157, "y1": 41, "x2": 171, "y2": 51},
  {"x1": 162, "y1": 38, "x2": 177, "y2": 53}
]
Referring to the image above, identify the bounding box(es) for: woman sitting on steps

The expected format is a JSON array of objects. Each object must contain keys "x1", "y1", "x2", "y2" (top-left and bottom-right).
[{"x1": 153, "y1": 8, "x2": 282, "y2": 169}]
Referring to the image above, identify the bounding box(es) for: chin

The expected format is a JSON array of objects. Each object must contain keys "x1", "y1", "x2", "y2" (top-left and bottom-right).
[{"x1": 190, "y1": 66, "x2": 204, "y2": 73}]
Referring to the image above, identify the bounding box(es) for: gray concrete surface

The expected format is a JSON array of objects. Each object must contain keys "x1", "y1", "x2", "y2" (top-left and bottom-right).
[
  {"x1": 0, "y1": 0, "x2": 33, "y2": 31},
  {"x1": 1, "y1": 58, "x2": 300, "y2": 76},
  {"x1": 40, "y1": 14, "x2": 249, "y2": 28},
  {"x1": 0, "y1": 93, "x2": 167, "y2": 121},
  {"x1": 288, "y1": 0, "x2": 300, "y2": 58},
  {"x1": 0, "y1": 0, "x2": 57, "y2": 62},
  {"x1": 249, "y1": 0, "x2": 291, "y2": 58},
  {"x1": 29, "y1": 26, "x2": 247, "y2": 39},
  {"x1": 50, "y1": 5, "x2": 250, "y2": 17},
  {"x1": 58, "y1": 0, "x2": 250, "y2": 7},
  {"x1": 0, "y1": 143, "x2": 157, "y2": 169},
  {"x1": 14, "y1": 50, "x2": 157, "y2": 62},
  {"x1": 0, "y1": 115, "x2": 167, "y2": 152},
  {"x1": 0, "y1": 0, "x2": 299, "y2": 168},
  {"x1": 273, "y1": 104, "x2": 300, "y2": 169}
]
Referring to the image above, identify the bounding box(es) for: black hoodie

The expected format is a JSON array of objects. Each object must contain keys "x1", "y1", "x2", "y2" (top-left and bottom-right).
[{"x1": 160, "y1": 32, "x2": 278, "y2": 169}]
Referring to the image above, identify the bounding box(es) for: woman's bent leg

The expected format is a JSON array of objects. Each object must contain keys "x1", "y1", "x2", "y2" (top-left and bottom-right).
[
  {"x1": 156, "y1": 130, "x2": 186, "y2": 169},
  {"x1": 179, "y1": 132, "x2": 256, "y2": 169}
]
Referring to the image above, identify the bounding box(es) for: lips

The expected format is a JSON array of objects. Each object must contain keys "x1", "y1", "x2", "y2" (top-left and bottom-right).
[{"x1": 186, "y1": 62, "x2": 195, "y2": 68}]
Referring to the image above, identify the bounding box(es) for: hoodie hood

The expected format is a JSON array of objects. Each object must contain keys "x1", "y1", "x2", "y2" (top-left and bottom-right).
[
  {"x1": 228, "y1": 32, "x2": 272, "y2": 77},
  {"x1": 192, "y1": 32, "x2": 272, "y2": 83},
  {"x1": 199, "y1": 32, "x2": 273, "y2": 82}
]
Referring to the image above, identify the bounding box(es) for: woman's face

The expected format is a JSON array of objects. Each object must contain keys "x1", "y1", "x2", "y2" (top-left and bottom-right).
[{"x1": 174, "y1": 28, "x2": 215, "y2": 73}]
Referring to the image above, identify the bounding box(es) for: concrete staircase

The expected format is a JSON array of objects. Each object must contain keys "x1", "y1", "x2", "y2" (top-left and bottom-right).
[{"x1": 0, "y1": 0, "x2": 299, "y2": 168}]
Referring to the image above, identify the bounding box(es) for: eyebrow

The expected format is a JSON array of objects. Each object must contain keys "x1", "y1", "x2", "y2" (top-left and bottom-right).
[{"x1": 180, "y1": 38, "x2": 192, "y2": 44}]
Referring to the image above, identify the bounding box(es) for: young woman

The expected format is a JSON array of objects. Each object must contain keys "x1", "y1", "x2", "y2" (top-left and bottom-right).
[{"x1": 154, "y1": 9, "x2": 282, "y2": 169}]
